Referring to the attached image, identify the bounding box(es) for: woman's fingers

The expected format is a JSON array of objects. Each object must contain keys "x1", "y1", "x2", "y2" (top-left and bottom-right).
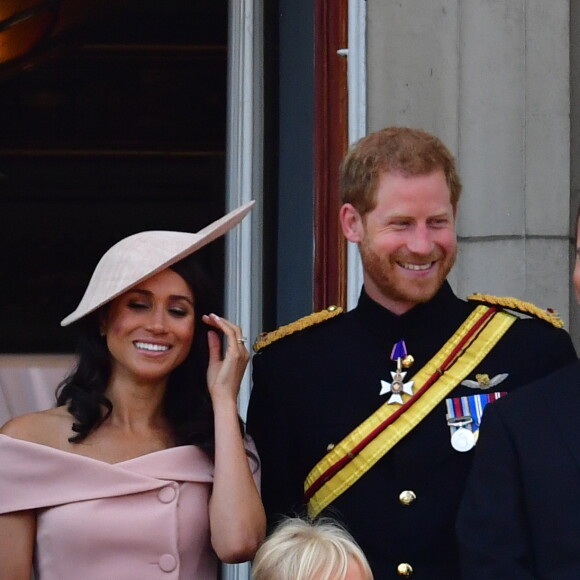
[
  {"x1": 202, "y1": 314, "x2": 249, "y2": 355},
  {"x1": 206, "y1": 329, "x2": 222, "y2": 362},
  {"x1": 202, "y1": 314, "x2": 250, "y2": 399}
]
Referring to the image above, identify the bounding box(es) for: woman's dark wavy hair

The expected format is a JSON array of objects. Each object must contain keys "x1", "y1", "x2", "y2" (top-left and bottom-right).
[{"x1": 56, "y1": 254, "x2": 227, "y2": 458}]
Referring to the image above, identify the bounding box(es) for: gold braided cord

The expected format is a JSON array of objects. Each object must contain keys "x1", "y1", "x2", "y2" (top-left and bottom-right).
[
  {"x1": 253, "y1": 306, "x2": 344, "y2": 352},
  {"x1": 467, "y1": 293, "x2": 564, "y2": 328}
]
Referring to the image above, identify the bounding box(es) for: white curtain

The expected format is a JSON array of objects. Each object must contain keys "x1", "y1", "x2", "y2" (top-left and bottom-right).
[{"x1": 0, "y1": 355, "x2": 75, "y2": 426}]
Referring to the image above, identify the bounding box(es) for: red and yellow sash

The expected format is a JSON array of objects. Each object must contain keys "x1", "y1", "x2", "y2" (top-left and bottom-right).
[{"x1": 304, "y1": 305, "x2": 516, "y2": 518}]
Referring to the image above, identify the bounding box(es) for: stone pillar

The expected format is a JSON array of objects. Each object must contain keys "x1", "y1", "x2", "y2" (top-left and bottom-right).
[{"x1": 366, "y1": 0, "x2": 572, "y2": 327}]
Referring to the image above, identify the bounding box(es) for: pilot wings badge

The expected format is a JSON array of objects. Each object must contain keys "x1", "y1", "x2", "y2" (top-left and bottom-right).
[{"x1": 461, "y1": 373, "x2": 508, "y2": 390}]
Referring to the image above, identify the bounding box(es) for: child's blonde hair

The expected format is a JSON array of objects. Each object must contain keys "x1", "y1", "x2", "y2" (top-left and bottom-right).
[{"x1": 252, "y1": 518, "x2": 373, "y2": 580}]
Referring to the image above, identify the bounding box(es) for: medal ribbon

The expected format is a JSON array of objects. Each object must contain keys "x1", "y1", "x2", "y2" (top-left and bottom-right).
[
  {"x1": 305, "y1": 305, "x2": 516, "y2": 518},
  {"x1": 446, "y1": 391, "x2": 506, "y2": 436}
]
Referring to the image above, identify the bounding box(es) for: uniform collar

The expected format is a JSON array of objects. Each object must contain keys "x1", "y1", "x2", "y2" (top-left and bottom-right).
[{"x1": 355, "y1": 281, "x2": 469, "y2": 342}]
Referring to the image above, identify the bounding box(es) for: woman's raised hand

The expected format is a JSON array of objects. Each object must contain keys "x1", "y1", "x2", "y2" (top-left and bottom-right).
[{"x1": 202, "y1": 313, "x2": 250, "y2": 401}]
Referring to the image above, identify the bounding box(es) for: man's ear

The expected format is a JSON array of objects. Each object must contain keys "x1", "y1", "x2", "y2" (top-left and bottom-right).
[{"x1": 339, "y1": 203, "x2": 365, "y2": 243}]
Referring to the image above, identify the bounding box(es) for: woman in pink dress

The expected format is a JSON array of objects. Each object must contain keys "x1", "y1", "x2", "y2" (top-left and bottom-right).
[{"x1": 0, "y1": 202, "x2": 265, "y2": 580}]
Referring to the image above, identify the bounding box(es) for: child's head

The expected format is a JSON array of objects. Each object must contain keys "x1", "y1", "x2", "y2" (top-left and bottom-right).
[{"x1": 252, "y1": 518, "x2": 373, "y2": 580}]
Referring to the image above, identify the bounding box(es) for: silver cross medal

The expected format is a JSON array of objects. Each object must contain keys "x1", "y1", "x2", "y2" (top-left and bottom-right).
[{"x1": 380, "y1": 339, "x2": 414, "y2": 404}]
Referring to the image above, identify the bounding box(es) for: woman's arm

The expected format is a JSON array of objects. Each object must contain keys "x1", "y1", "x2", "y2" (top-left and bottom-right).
[
  {"x1": 203, "y1": 314, "x2": 266, "y2": 563},
  {"x1": 0, "y1": 510, "x2": 36, "y2": 580},
  {"x1": 0, "y1": 419, "x2": 38, "y2": 579}
]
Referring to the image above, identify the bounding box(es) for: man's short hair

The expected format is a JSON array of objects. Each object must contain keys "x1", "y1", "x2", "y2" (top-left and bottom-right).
[
  {"x1": 252, "y1": 517, "x2": 373, "y2": 580},
  {"x1": 339, "y1": 126, "x2": 462, "y2": 215}
]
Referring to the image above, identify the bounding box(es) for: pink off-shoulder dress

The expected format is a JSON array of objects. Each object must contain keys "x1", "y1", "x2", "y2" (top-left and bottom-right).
[{"x1": 0, "y1": 434, "x2": 260, "y2": 580}]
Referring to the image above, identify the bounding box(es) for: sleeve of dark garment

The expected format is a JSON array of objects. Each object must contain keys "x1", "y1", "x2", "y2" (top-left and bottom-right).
[
  {"x1": 546, "y1": 327, "x2": 577, "y2": 370},
  {"x1": 456, "y1": 402, "x2": 538, "y2": 580},
  {"x1": 246, "y1": 352, "x2": 307, "y2": 529}
]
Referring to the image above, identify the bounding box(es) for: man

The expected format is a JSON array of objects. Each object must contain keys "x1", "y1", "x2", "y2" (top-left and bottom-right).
[
  {"x1": 247, "y1": 127, "x2": 577, "y2": 578},
  {"x1": 456, "y1": 214, "x2": 580, "y2": 579}
]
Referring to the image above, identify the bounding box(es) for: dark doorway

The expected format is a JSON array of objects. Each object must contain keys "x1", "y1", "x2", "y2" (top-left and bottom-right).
[{"x1": 0, "y1": 1, "x2": 228, "y2": 352}]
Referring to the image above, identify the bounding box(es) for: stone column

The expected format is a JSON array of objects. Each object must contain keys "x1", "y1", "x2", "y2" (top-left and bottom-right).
[{"x1": 366, "y1": 0, "x2": 572, "y2": 328}]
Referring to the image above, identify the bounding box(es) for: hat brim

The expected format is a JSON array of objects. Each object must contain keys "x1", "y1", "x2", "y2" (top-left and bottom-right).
[{"x1": 60, "y1": 201, "x2": 254, "y2": 326}]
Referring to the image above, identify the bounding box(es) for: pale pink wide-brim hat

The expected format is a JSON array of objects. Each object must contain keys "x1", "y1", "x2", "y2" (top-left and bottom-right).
[{"x1": 60, "y1": 200, "x2": 255, "y2": 326}]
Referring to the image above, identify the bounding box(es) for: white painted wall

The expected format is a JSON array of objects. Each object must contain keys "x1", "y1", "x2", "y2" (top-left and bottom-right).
[{"x1": 224, "y1": 2, "x2": 263, "y2": 578}]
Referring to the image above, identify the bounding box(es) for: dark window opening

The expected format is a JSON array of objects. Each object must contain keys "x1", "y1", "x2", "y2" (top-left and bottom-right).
[{"x1": 0, "y1": 0, "x2": 228, "y2": 352}]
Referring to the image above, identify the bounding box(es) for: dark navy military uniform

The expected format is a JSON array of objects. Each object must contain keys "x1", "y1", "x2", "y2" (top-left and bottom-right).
[
  {"x1": 247, "y1": 282, "x2": 577, "y2": 579},
  {"x1": 458, "y1": 359, "x2": 580, "y2": 580}
]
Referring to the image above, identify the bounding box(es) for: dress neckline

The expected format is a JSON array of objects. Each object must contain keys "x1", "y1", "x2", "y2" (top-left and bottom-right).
[{"x1": 0, "y1": 432, "x2": 196, "y2": 466}]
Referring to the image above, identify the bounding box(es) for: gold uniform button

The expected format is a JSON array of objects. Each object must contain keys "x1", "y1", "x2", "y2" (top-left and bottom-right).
[
  {"x1": 399, "y1": 490, "x2": 416, "y2": 505},
  {"x1": 397, "y1": 562, "x2": 413, "y2": 576}
]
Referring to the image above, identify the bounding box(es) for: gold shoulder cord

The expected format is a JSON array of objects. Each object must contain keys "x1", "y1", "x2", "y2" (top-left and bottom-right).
[
  {"x1": 467, "y1": 293, "x2": 564, "y2": 328},
  {"x1": 253, "y1": 306, "x2": 343, "y2": 352}
]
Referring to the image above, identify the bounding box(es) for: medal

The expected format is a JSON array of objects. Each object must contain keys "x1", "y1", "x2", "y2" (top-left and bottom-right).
[
  {"x1": 380, "y1": 340, "x2": 414, "y2": 404},
  {"x1": 451, "y1": 427, "x2": 475, "y2": 452},
  {"x1": 445, "y1": 392, "x2": 506, "y2": 451}
]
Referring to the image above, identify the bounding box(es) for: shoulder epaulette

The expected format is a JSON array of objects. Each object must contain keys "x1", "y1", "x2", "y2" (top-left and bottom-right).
[
  {"x1": 253, "y1": 305, "x2": 344, "y2": 352},
  {"x1": 467, "y1": 293, "x2": 564, "y2": 328}
]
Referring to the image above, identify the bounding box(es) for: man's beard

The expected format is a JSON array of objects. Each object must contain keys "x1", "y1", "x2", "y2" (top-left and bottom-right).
[{"x1": 359, "y1": 237, "x2": 457, "y2": 308}]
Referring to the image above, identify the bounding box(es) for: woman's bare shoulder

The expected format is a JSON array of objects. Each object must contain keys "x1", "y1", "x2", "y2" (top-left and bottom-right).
[{"x1": 0, "y1": 407, "x2": 73, "y2": 446}]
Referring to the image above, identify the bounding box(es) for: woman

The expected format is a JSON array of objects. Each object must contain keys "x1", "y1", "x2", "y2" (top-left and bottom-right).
[
  {"x1": 252, "y1": 517, "x2": 373, "y2": 580},
  {"x1": 0, "y1": 202, "x2": 265, "y2": 580}
]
